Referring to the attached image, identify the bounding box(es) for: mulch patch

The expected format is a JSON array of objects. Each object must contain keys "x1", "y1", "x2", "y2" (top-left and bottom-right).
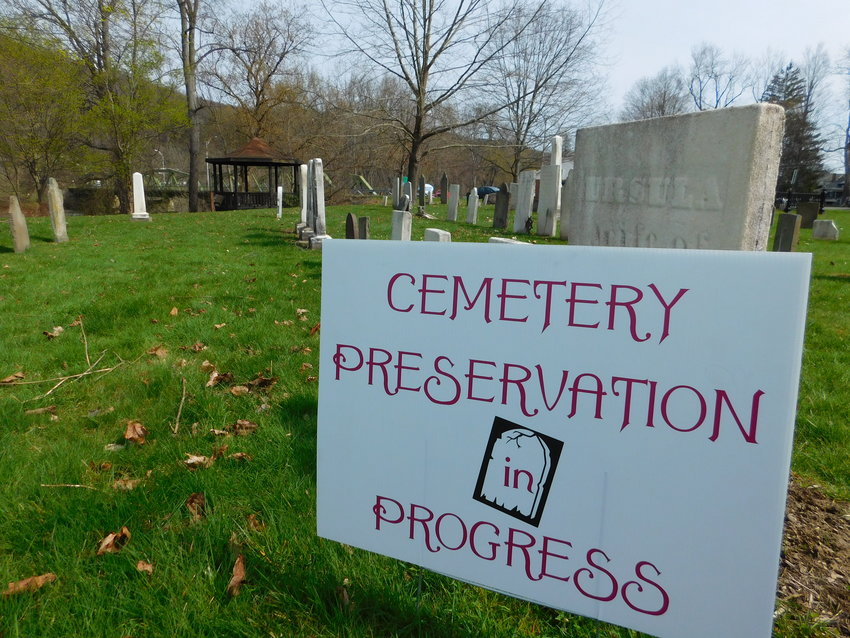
[{"x1": 778, "y1": 473, "x2": 850, "y2": 635}]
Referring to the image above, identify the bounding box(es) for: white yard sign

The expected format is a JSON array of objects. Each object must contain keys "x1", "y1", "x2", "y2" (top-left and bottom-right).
[{"x1": 317, "y1": 240, "x2": 811, "y2": 638}]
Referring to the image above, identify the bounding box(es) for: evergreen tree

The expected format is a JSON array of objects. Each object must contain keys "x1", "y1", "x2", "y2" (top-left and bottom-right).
[{"x1": 760, "y1": 63, "x2": 823, "y2": 192}]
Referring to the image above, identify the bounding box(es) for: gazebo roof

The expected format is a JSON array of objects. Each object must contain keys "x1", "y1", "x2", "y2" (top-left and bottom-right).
[{"x1": 206, "y1": 137, "x2": 301, "y2": 166}]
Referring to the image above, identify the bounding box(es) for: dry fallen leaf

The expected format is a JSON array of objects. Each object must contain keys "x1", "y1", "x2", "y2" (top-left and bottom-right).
[
  {"x1": 104, "y1": 443, "x2": 125, "y2": 452},
  {"x1": 69, "y1": 315, "x2": 83, "y2": 327},
  {"x1": 200, "y1": 360, "x2": 216, "y2": 373},
  {"x1": 0, "y1": 371, "x2": 24, "y2": 384},
  {"x1": 209, "y1": 428, "x2": 230, "y2": 437},
  {"x1": 169, "y1": 307, "x2": 179, "y2": 316},
  {"x1": 184, "y1": 454, "x2": 213, "y2": 470},
  {"x1": 230, "y1": 420, "x2": 257, "y2": 436},
  {"x1": 186, "y1": 492, "x2": 206, "y2": 521},
  {"x1": 181, "y1": 342, "x2": 207, "y2": 352},
  {"x1": 43, "y1": 326, "x2": 64, "y2": 339},
  {"x1": 247, "y1": 373, "x2": 277, "y2": 390},
  {"x1": 214, "y1": 323, "x2": 227, "y2": 330},
  {"x1": 295, "y1": 308, "x2": 309, "y2": 321},
  {"x1": 146, "y1": 345, "x2": 168, "y2": 359},
  {"x1": 206, "y1": 370, "x2": 233, "y2": 388},
  {"x1": 300, "y1": 363, "x2": 313, "y2": 372},
  {"x1": 275, "y1": 320, "x2": 294, "y2": 326},
  {"x1": 229, "y1": 452, "x2": 253, "y2": 462},
  {"x1": 305, "y1": 376, "x2": 318, "y2": 383},
  {"x1": 212, "y1": 443, "x2": 229, "y2": 459},
  {"x1": 226, "y1": 555, "x2": 246, "y2": 597},
  {"x1": 25, "y1": 405, "x2": 57, "y2": 416},
  {"x1": 136, "y1": 560, "x2": 154, "y2": 576},
  {"x1": 229, "y1": 385, "x2": 250, "y2": 397},
  {"x1": 3, "y1": 573, "x2": 57, "y2": 597},
  {"x1": 289, "y1": 346, "x2": 311, "y2": 355},
  {"x1": 246, "y1": 513, "x2": 265, "y2": 530},
  {"x1": 310, "y1": 322, "x2": 321, "y2": 336},
  {"x1": 113, "y1": 478, "x2": 142, "y2": 491},
  {"x1": 124, "y1": 420, "x2": 148, "y2": 445},
  {"x1": 97, "y1": 526, "x2": 131, "y2": 555}
]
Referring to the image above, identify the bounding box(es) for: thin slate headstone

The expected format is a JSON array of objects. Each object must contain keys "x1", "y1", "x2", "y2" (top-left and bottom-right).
[
  {"x1": 772, "y1": 213, "x2": 801, "y2": 252},
  {"x1": 299, "y1": 164, "x2": 308, "y2": 224},
  {"x1": 567, "y1": 104, "x2": 785, "y2": 250},
  {"x1": 440, "y1": 173, "x2": 448, "y2": 204},
  {"x1": 345, "y1": 213, "x2": 359, "y2": 239},
  {"x1": 46, "y1": 178, "x2": 68, "y2": 242},
  {"x1": 466, "y1": 189, "x2": 478, "y2": 224},
  {"x1": 812, "y1": 219, "x2": 839, "y2": 240},
  {"x1": 358, "y1": 216, "x2": 370, "y2": 240},
  {"x1": 447, "y1": 184, "x2": 460, "y2": 221},
  {"x1": 423, "y1": 228, "x2": 451, "y2": 242},
  {"x1": 391, "y1": 210, "x2": 412, "y2": 241},
  {"x1": 392, "y1": 177, "x2": 400, "y2": 209},
  {"x1": 493, "y1": 183, "x2": 510, "y2": 229},
  {"x1": 418, "y1": 175, "x2": 426, "y2": 208},
  {"x1": 8, "y1": 195, "x2": 30, "y2": 253},
  {"x1": 559, "y1": 169, "x2": 573, "y2": 240},
  {"x1": 797, "y1": 202, "x2": 819, "y2": 229},
  {"x1": 306, "y1": 160, "x2": 317, "y2": 229},
  {"x1": 513, "y1": 170, "x2": 536, "y2": 233}
]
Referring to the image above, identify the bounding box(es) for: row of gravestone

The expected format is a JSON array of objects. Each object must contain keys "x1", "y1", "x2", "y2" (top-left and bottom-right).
[{"x1": 6, "y1": 178, "x2": 69, "y2": 253}]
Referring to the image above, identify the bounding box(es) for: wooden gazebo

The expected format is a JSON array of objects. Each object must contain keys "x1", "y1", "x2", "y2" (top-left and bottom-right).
[{"x1": 205, "y1": 138, "x2": 301, "y2": 211}]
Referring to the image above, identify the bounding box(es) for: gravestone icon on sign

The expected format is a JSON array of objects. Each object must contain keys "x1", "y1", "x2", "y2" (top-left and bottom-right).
[{"x1": 473, "y1": 417, "x2": 563, "y2": 527}]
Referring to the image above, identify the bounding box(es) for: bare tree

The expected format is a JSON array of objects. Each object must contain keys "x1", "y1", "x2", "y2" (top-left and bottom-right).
[
  {"x1": 201, "y1": 0, "x2": 311, "y2": 140},
  {"x1": 688, "y1": 42, "x2": 749, "y2": 110},
  {"x1": 321, "y1": 0, "x2": 541, "y2": 189},
  {"x1": 484, "y1": 0, "x2": 606, "y2": 180},
  {"x1": 620, "y1": 66, "x2": 689, "y2": 121}
]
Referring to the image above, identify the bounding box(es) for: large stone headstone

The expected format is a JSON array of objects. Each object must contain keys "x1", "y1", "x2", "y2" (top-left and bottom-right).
[
  {"x1": 466, "y1": 189, "x2": 479, "y2": 224},
  {"x1": 391, "y1": 210, "x2": 412, "y2": 240},
  {"x1": 567, "y1": 104, "x2": 785, "y2": 250},
  {"x1": 312, "y1": 158, "x2": 328, "y2": 237},
  {"x1": 536, "y1": 163, "x2": 561, "y2": 237},
  {"x1": 8, "y1": 195, "x2": 30, "y2": 253},
  {"x1": 392, "y1": 177, "x2": 401, "y2": 210},
  {"x1": 493, "y1": 183, "x2": 510, "y2": 229},
  {"x1": 513, "y1": 170, "x2": 536, "y2": 233},
  {"x1": 772, "y1": 213, "x2": 801, "y2": 252},
  {"x1": 797, "y1": 202, "x2": 819, "y2": 229},
  {"x1": 447, "y1": 184, "x2": 460, "y2": 221},
  {"x1": 46, "y1": 177, "x2": 68, "y2": 242},
  {"x1": 423, "y1": 228, "x2": 451, "y2": 242},
  {"x1": 439, "y1": 173, "x2": 448, "y2": 205},
  {"x1": 559, "y1": 169, "x2": 573, "y2": 240},
  {"x1": 812, "y1": 219, "x2": 839, "y2": 240},
  {"x1": 345, "y1": 213, "x2": 359, "y2": 239},
  {"x1": 131, "y1": 172, "x2": 151, "y2": 222}
]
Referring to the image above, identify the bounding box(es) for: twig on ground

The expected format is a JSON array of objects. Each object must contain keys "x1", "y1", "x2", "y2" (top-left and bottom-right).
[
  {"x1": 172, "y1": 376, "x2": 188, "y2": 435},
  {"x1": 40, "y1": 484, "x2": 100, "y2": 491},
  {"x1": 79, "y1": 317, "x2": 91, "y2": 367}
]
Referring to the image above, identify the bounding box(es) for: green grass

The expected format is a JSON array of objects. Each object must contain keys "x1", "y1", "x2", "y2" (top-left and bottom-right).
[{"x1": 0, "y1": 204, "x2": 847, "y2": 637}]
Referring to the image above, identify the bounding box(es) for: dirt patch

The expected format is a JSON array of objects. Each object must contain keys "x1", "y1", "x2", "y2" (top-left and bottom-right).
[{"x1": 778, "y1": 473, "x2": 850, "y2": 635}]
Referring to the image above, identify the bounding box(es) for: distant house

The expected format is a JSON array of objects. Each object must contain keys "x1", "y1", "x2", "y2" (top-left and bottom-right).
[{"x1": 818, "y1": 173, "x2": 846, "y2": 205}]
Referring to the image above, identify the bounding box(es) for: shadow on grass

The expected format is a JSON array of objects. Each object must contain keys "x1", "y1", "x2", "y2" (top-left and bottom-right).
[{"x1": 813, "y1": 274, "x2": 850, "y2": 283}]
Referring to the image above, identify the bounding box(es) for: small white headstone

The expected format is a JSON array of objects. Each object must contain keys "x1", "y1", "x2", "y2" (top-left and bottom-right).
[
  {"x1": 276, "y1": 186, "x2": 283, "y2": 219},
  {"x1": 488, "y1": 237, "x2": 530, "y2": 245},
  {"x1": 391, "y1": 210, "x2": 412, "y2": 240},
  {"x1": 423, "y1": 228, "x2": 451, "y2": 242},
  {"x1": 131, "y1": 172, "x2": 151, "y2": 221},
  {"x1": 46, "y1": 177, "x2": 69, "y2": 241},
  {"x1": 550, "y1": 134, "x2": 563, "y2": 166},
  {"x1": 466, "y1": 189, "x2": 478, "y2": 224},
  {"x1": 812, "y1": 219, "x2": 839, "y2": 240}
]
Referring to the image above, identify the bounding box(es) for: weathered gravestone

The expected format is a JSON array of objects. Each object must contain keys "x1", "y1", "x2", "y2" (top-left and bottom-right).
[
  {"x1": 392, "y1": 177, "x2": 401, "y2": 210},
  {"x1": 46, "y1": 178, "x2": 68, "y2": 242},
  {"x1": 508, "y1": 182, "x2": 517, "y2": 211},
  {"x1": 423, "y1": 228, "x2": 451, "y2": 242},
  {"x1": 513, "y1": 170, "x2": 536, "y2": 233},
  {"x1": 131, "y1": 172, "x2": 151, "y2": 222},
  {"x1": 403, "y1": 181, "x2": 413, "y2": 211},
  {"x1": 567, "y1": 104, "x2": 785, "y2": 250},
  {"x1": 559, "y1": 170, "x2": 573, "y2": 240},
  {"x1": 391, "y1": 210, "x2": 412, "y2": 240},
  {"x1": 812, "y1": 219, "x2": 839, "y2": 240},
  {"x1": 307, "y1": 158, "x2": 331, "y2": 250},
  {"x1": 8, "y1": 195, "x2": 30, "y2": 253},
  {"x1": 493, "y1": 183, "x2": 510, "y2": 229},
  {"x1": 418, "y1": 175, "x2": 426, "y2": 209},
  {"x1": 276, "y1": 185, "x2": 283, "y2": 220},
  {"x1": 439, "y1": 173, "x2": 448, "y2": 204},
  {"x1": 358, "y1": 216, "x2": 371, "y2": 240},
  {"x1": 466, "y1": 189, "x2": 478, "y2": 224},
  {"x1": 797, "y1": 202, "x2": 819, "y2": 229},
  {"x1": 537, "y1": 164, "x2": 561, "y2": 237},
  {"x1": 345, "y1": 213, "x2": 359, "y2": 239},
  {"x1": 772, "y1": 213, "x2": 801, "y2": 252},
  {"x1": 447, "y1": 184, "x2": 460, "y2": 221},
  {"x1": 298, "y1": 164, "x2": 308, "y2": 231}
]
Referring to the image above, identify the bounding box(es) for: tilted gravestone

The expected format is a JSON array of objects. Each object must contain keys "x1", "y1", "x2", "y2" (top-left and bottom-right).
[
  {"x1": 567, "y1": 104, "x2": 785, "y2": 250},
  {"x1": 773, "y1": 213, "x2": 801, "y2": 253},
  {"x1": 8, "y1": 195, "x2": 30, "y2": 253},
  {"x1": 345, "y1": 213, "x2": 359, "y2": 239},
  {"x1": 46, "y1": 177, "x2": 68, "y2": 243},
  {"x1": 131, "y1": 172, "x2": 151, "y2": 221},
  {"x1": 812, "y1": 219, "x2": 839, "y2": 240},
  {"x1": 466, "y1": 189, "x2": 479, "y2": 224},
  {"x1": 493, "y1": 183, "x2": 510, "y2": 229},
  {"x1": 513, "y1": 170, "x2": 536, "y2": 233},
  {"x1": 391, "y1": 210, "x2": 412, "y2": 240},
  {"x1": 439, "y1": 173, "x2": 448, "y2": 204},
  {"x1": 772, "y1": 213, "x2": 801, "y2": 252},
  {"x1": 447, "y1": 184, "x2": 460, "y2": 221},
  {"x1": 796, "y1": 202, "x2": 819, "y2": 229},
  {"x1": 358, "y1": 216, "x2": 371, "y2": 240}
]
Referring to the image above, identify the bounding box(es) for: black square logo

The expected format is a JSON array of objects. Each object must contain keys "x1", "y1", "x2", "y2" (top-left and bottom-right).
[{"x1": 473, "y1": 417, "x2": 563, "y2": 527}]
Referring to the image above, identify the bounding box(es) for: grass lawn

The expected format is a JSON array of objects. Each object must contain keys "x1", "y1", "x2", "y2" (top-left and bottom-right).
[{"x1": 0, "y1": 203, "x2": 847, "y2": 637}]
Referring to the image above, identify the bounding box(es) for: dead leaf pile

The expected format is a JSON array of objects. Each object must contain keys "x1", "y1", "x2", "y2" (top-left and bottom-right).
[
  {"x1": 124, "y1": 420, "x2": 148, "y2": 445},
  {"x1": 3, "y1": 573, "x2": 57, "y2": 597},
  {"x1": 97, "y1": 526, "x2": 131, "y2": 555}
]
